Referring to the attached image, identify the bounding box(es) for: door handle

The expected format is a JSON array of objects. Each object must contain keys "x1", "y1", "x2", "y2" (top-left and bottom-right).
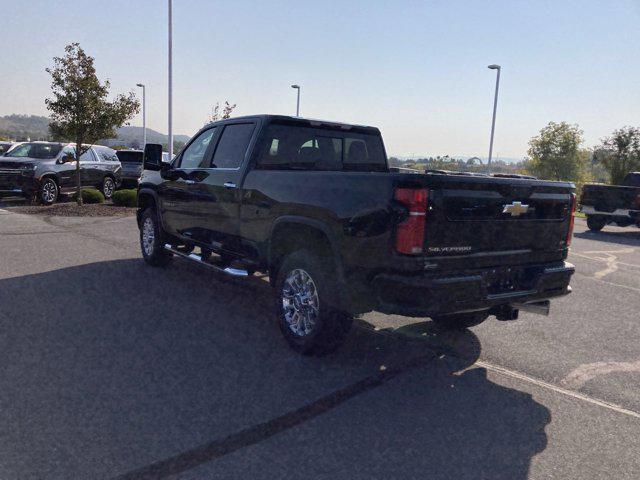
[{"x1": 224, "y1": 182, "x2": 237, "y2": 189}]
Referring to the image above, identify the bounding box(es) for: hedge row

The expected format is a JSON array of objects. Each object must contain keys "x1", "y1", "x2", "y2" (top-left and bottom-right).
[{"x1": 112, "y1": 189, "x2": 137, "y2": 207}]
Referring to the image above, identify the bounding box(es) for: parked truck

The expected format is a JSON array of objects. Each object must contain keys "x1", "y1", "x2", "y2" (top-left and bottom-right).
[
  {"x1": 136, "y1": 115, "x2": 576, "y2": 354},
  {"x1": 580, "y1": 172, "x2": 640, "y2": 231}
]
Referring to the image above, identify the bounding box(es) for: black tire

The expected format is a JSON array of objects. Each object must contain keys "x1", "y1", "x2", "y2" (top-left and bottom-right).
[
  {"x1": 587, "y1": 215, "x2": 606, "y2": 232},
  {"x1": 431, "y1": 311, "x2": 489, "y2": 330},
  {"x1": 139, "y1": 208, "x2": 172, "y2": 267},
  {"x1": 39, "y1": 177, "x2": 59, "y2": 205},
  {"x1": 102, "y1": 176, "x2": 116, "y2": 200},
  {"x1": 275, "y1": 249, "x2": 352, "y2": 355}
]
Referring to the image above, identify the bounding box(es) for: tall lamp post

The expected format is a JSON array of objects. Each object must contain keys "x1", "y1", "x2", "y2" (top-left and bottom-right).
[
  {"x1": 136, "y1": 83, "x2": 146, "y2": 148},
  {"x1": 487, "y1": 64, "x2": 501, "y2": 171},
  {"x1": 291, "y1": 84, "x2": 301, "y2": 117},
  {"x1": 168, "y1": 0, "x2": 173, "y2": 156}
]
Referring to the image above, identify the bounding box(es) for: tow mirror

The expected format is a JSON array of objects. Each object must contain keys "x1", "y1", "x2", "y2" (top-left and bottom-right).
[{"x1": 143, "y1": 143, "x2": 163, "y2": 171}]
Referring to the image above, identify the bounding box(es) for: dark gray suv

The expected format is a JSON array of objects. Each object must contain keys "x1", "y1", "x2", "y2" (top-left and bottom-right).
[
  {"x1": 0, "y1": 142, "x2": 122, "y2": 204},
  {"x1": 115, "y1": 149, "x2": 143, "y2": 188}
]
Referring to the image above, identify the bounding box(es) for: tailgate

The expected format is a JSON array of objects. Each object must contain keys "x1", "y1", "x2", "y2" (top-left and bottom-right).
[{"x1": 423, "y1": 176, "x2": 574, "y2": 255}]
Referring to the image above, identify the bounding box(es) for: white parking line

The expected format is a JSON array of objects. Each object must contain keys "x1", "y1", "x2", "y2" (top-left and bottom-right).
[
  {"x1": 574, "y1": 272, "x2": 640, "y2": 293},
  {"x1": 476, "y1": 360, "x2": 640, "y2": 420},
  {"x1": 561, "y1": 359, "x2": 640, "y2": 390},
  {"x1": 570, "y1": 250, "x2": 640, "y2": 271}
]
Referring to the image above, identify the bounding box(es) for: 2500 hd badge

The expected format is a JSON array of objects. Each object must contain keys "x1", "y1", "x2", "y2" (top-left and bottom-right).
[{"x1": 427, "y1": 246, "x2": 473, "y2": 254}]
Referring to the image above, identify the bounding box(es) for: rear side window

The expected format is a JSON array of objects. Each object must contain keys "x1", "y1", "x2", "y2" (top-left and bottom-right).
[
  {"x1": 211, "y1": 123, "x2": 256, "y2": 169},
  {"x1": 256, "y1": 124, "x2": 386, "y2": 172},
  {"x1": 79, "y1": 149, "x2": 95, "y2": 162}
]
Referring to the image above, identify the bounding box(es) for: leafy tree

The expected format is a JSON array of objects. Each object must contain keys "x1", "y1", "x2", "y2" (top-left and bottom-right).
[
  {"x1": 525, "y1": 122, "x2": 588, "y2": 182},
  {"x1": 596, "y1": 127, "x2": 640, "y2": 185},
  {"x1": 45, "y1": 43, "x2": 139, "y2": 204},
  {"x1": 208, "y1": 101, "x2": 237, "y2": 123}
]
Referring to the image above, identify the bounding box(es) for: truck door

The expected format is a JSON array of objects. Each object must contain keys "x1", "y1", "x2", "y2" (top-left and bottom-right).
[
  {"x1": 79, "y1": 148, "x2": 99, "y2": 186},
  {"x1": 157, "y1": 127, "x2": 218, "y2": 239},
  {"x1": 193, "y1": 122, "x2": 257, "y2": 249},
  {"x1": 57, "y1": 146, "x2": 78, "y2": 190}
]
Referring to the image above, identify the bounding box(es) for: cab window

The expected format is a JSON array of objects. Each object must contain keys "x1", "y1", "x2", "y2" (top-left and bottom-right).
[{"x1": 179, "y1": 128, "x2": 217, "y2": 169}]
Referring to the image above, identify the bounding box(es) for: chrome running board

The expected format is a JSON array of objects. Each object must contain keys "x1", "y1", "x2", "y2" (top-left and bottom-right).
[
  {"x1": 512, "y1": 300, "x2": 551, "y2": 316},
  {"x1": 163, "y1": 244, "x2": 249, "y2": 277}
]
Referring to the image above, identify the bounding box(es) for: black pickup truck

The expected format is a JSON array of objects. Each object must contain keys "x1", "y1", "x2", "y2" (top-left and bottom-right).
[
  {"x1": 580, "y1": 172, "x2": 640, "y2": 231},
  {"x1": 137, "y1": 115, "x2": 576, "y2": 354}
]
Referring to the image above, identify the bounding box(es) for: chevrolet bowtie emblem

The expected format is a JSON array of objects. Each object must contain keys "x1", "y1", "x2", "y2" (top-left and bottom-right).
[{"x1": 503, "y1": 201, "x2": 529, "y2": 217}]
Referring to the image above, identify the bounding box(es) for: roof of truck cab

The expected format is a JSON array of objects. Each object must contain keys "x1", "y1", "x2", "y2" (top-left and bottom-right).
[{"x1": 203, "y1": 114, "x2": 380, "y2": 134}]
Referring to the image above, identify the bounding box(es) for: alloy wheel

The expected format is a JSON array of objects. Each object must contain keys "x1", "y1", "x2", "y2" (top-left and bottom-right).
[
  {"x1": 103, "y1": 178, "x2": 115, "y2": 198},
  {"x1": 41, "y1": 180, "x2": 57, "y2": 203},
  {"x1": 282, "y1": 268, "x2": 320, "y2": 337},
  {"x1": 142, "y1": 217, "x2": 155, "y2": 256}
]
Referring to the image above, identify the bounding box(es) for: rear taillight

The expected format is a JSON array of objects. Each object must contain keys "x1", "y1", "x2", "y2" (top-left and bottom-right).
[
  {"x1": 566, "y1": 193, "x2": 577, "y2": 246},
  {"x1": 395, "y1": 187, "x2": 428, "y2": 255}
]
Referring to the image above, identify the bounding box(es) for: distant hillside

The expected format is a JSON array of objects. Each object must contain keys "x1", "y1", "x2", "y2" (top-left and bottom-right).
[
  {"x1": 0, "y1": 114, "x2": 51, "y2": 140},
  {"x1": 100, "y1": 126, "x2": 191, "y2": 149},
  {"x1": 0, "y1": 114, "x2": 191, "y2": 147}
]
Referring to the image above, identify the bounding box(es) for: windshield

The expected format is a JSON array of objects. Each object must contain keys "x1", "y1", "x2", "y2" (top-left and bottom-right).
[{"x1": 5, "y1": 143, "x2": 62, "y2": 159}]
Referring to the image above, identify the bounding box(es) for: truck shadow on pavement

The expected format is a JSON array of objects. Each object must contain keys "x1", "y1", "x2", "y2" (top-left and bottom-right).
[
  {"x1": 575, "y1": 229, "x2": 640, "y2": 247},
  {"x1": 0, "y1": 258, "x2": 550, "y2": 480}
]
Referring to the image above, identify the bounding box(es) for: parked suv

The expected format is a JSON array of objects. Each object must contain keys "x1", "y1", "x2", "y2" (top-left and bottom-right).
[
  {"x1": 117, "y1": 149, "x2": 174, "y2": 188},
  {"x1": 0, "y1": 142, "x2": 122, "y2": 204},
  {"x1": 116, "y1": 149, "x2": 144, "y2": 188},
  {"x1": 137, "y1": 115, "x2": 576, "y2": 355}
]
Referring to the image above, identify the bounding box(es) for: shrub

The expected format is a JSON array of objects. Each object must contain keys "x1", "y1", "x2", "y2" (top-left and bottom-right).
[
  {"x1": 112, "y1": 189, "x2": 137, "y2": 207},
  {"x1": 73, "y1": 188, "x2": 105, "y2": 204}
]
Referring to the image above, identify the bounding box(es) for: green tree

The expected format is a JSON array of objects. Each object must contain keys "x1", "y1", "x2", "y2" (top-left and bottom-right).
[
  {"x1": 45, "y1": 43, "x2": 139, "y2": 204},
  {"x1": 525, "y1": 122, "x2": 588, "y2": 182},
  {"x1": 596, "y1": 127, "x2": 640, "y2": 185}
]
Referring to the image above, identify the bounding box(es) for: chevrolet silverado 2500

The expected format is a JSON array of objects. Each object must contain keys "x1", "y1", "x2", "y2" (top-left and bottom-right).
[{"x1": 136, "y1": 115, "x2": 576, "y2": 354}]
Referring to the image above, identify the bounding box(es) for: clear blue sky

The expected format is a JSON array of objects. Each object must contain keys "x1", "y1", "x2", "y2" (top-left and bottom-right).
[{"x1": 1, "y1": 0, "x2": 639, "y2": 159}]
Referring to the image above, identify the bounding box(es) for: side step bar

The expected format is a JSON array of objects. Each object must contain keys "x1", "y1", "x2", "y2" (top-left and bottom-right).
[{"x1": 163, "y1": 244, "x2": 249, "y2": 277}]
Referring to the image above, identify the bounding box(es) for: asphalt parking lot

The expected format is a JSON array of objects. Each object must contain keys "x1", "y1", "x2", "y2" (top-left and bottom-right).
[{"x1": 0, "y1": 205, "x2": 639, "y2": 479}]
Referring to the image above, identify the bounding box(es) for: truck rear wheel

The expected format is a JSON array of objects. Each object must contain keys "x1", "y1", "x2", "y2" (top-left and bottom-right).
[
  {"x1": 431, "y1": 311, "x2": 489, "y2": 330},
  {"x1": 275, "y1": 250, "x2": 352, "y2": 355},
  {"x1": 140, "y1": 208, "x2": 172, "y2": 267},
  {"x1": 587, "y1": 215, "x2": 606, "y2": 232}
]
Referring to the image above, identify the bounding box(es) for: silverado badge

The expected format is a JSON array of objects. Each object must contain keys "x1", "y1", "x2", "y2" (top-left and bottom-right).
[{"x1": 503, "y1": 201, "x2": 529, "y2": 217}]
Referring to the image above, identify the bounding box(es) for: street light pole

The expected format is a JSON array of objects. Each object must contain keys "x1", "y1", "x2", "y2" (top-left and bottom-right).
[
  {"x1": 487, "y1": 64, "x2": 501, "y2": 171},
  {"x1": 291, "y1": 84, "x2": 301, "y2": 117},
  {"x1": 168, "y1": 0, "x2": 173, "y2": 156},
  {"x1": 136, "y1": 83, "x2": 146, "y2": 148}
]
